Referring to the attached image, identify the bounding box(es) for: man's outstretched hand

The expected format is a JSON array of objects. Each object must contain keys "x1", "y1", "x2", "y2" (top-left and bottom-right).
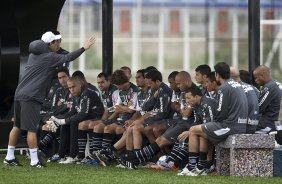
[{"x1": 83, "y1": 36, "x2": 96, "y2": 50}]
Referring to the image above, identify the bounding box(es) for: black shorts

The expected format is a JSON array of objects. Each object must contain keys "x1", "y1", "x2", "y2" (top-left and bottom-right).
[
  {"x1": 14, "y1": 100, "x2": 42, "y2": 132},
  {"x1": 162, "y1": 120, "x2": 192, "y2": 143},
  {"x1": 143, "y1": 117, "x2": 173, "y2": 127},
  {"x1": 202, "y1": 122, "x2": 230, "y2": 145}
]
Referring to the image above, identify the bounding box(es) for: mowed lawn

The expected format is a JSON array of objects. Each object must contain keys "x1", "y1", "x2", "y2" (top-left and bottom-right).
[{"x1": 0, "y1": 154, "x2": 281, "y2": 184}]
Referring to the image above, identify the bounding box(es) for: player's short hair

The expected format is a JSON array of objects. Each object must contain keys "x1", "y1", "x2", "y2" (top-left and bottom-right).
[
  {"x1": 145, "y1": 69, "x2": 162, "y2": 82},
  {"x1": 57, "y1": 67, "x2": 70, "y2": 76},
  {"x1": 97, "y1": 72, "x2": 110, "y2": 81},
  {"x1": 111, "y1": 69, "x2": 129, "y2": 85},
  {"x1": 136, "y1": 69, "x2": 146, "y2": 78},
  {"x1": 168, "y1": 71, "x2": 179, "y2": 80},
  {"x1": 214, "y1": 62, "x2": 230, "y2": 79},
  {"x1": 186, "y1": 85, "x2": 202, "y2": 97},
  {"x1": 195, "y1": 64, "x2": 211, "y2": 76}
]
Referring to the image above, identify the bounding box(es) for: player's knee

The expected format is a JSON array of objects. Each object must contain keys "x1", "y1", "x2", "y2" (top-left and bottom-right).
[
  {"x1": 94, "y1": 123, "x2": 105, "y2": 133},
  {"x1": 189, "y1": 125, "x2": 201, "y2": 135},
  {"x1": 104, "y1": 124, "x2": 115, "y2": 133},
  {"x1": 88, "y1": 122, "x2": 94, "y2": 130},
  {"x1": 78, "y1": 121, "x2": 87, "y2": 130},
  {"x1": 116, "y1": 126, "x2": 125, "y2": 134}
]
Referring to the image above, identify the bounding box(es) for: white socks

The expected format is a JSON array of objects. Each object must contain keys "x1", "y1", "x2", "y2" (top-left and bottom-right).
[
  {"x1": 29, "y1": 148, "x2": 39, "y2": 165},
  {"x1": 5, "y1": 145, "x2": 15, "y2": 160}
]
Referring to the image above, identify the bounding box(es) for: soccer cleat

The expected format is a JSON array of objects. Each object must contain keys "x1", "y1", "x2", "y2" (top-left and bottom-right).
[
  {"x1": 76, "y1": 157, "x2": 91, "y2": 164},
  {"x1": 59, "y1": 157, "x2": 77, "y2": 164},
  {"x1": 187, "y1": 167, "x2": 208, "y2": 176},
  {"x1": 103, "y1": 148, "x2": 117, "y2": 160},
  {"x1": 120, "y1": 151, "x2": 135, "y2": 161},
  {"x1": 207, "y1": 164, "x2": 216, "y2": 174},
  {"x1": 124, "y1": 161, "x2": 137, "y2": 170},
  {"x1": 47, "y1": 154, "x2": 61, "y2": 162},
  {"x1": 115, "y1": 163, "x2": 126, "y2": 169},
  {"x1": 88, "y1": 153, "x2": 98, "y2": 160},
  {"x1": 3, "y1": 158, "x2": 22, "y2": 166},
  {"x1": 177, "y1": 167, "x2": 194, "y2": 176},
  {"x1": 76, "y1": 156, "x2": 98, "y2": 165},
  {"x1": 117, "y1": 159, "x2": 137, "y2": 170},
  {"x1": 95, "y1": 150, "x2": 110, "y2": 166},
  {"x1": 30, "y1": 161, "x2": 45, "y2": 168}
]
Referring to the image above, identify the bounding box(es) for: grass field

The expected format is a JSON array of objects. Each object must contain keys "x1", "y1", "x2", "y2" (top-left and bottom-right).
[{"x1": 0, "y1": 154, "x2": 281, "y2": 184}]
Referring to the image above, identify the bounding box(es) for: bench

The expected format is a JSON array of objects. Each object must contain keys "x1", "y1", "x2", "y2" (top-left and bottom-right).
[{"x1": 216, "y1": 134, "x2": 275, "y2": 177}]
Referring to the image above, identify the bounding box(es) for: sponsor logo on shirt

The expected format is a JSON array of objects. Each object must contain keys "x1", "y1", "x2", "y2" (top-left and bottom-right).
[{"x1": 217, "y1": 90, "x2": 223, "y2": 111}]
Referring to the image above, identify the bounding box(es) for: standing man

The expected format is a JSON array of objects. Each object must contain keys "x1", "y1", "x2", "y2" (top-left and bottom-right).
[
  {"x1": 3, "y1": 31, "x2": 95, "y2": 168},
  {"x1": 49, "y1": 31, "x2": 68, "y2": 52},
  {"x1": 41, "y1": 31, "x2": 70, "y2": 113}
]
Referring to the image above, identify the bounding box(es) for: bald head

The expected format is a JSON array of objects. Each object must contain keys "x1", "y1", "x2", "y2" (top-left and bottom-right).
[
  {"x1": 175, "y1": 71, "x2": 192, "y2": 91},
  {"x1": 253, "y1": 65, "x2": 272, "y2": 85},
  {"x1": 177, "y1": 71, "x2": 191, "y2": 80},
  {"x1": 254, "y1": 65, "x2": 270, "y2": 76},
  {"x1": 230, "y1": 66, "x2": 240, "y2": 82}
]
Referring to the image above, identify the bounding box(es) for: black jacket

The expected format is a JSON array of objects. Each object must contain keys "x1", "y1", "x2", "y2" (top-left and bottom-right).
[
  {"x1": 15, "y1": 40, "x2": 85, "y2": 103},
  {"x1": 60, "y1": 88, "x2": 104, "y2": 124}
]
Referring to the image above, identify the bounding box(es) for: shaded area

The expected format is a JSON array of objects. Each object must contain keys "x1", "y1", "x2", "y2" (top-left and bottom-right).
[{"x1": 0, "y1": 0, "x2": 65, "y2": 120}]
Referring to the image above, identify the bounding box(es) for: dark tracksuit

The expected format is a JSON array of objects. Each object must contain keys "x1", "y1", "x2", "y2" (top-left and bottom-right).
[
  {"x1": 257, "y1": 80, "x2": 282, "y2": 132},
  {"x1": 168, "y1": 95, "x2": 217, "y2": 167},
  {"x1": 203, "y1": 79, "x2": 248, "y2": 145},
  {"x1": 240, "y1": 82, "x2": 260, "y2": 133},
  {"x1": 142, "y1": 82, "x2": 173, "y2": 125},
  {"x1": 87, "y1": 83, "x2": 100, "y2": 97},
  {"x1": 41, "y1": 48, "x2": 69, "y2": 114},
  {"x1": 59, "y1": 88, "x2": 104, "y2": 158},
  {"x1": 38, "y1": 87, "x2": 73, "y2": 155},
  {"x1": 162, "y1": 83, "x2": 199, "y2": 142},
  {"x1": 171, "y1": 89, "x2": 182, "y2": 120},
  {"x1": 14, "y1": 40, "x2": 86, "y2": 132}
]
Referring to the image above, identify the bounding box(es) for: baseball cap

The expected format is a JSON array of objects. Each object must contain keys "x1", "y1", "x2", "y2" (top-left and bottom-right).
[{"x1": 41, "y1": 31, "x2": 62, "y2": 43}]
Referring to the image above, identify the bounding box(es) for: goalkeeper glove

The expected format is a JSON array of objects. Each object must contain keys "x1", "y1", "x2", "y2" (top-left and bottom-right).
[
  {"x1": 46, "y1": 120, "x2": 59, "y2": 132},
  {"x1": 50, "y1": 116, "x2": 66, "y2": 125}
]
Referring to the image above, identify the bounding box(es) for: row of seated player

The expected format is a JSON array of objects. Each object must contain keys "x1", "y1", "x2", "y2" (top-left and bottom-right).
[{"x1": 37, "y1": 63, "x2": 282, "y2": 176}]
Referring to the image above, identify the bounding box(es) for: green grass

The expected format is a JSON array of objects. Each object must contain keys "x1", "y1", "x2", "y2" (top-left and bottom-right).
[{"x1": 0, "y1": 155, "x2": 281, "y2": 184}]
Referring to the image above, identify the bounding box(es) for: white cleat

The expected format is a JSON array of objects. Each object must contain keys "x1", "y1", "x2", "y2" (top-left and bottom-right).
[{"x1": 59, "y1": 157, "x2": 77, "y2": 164}]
